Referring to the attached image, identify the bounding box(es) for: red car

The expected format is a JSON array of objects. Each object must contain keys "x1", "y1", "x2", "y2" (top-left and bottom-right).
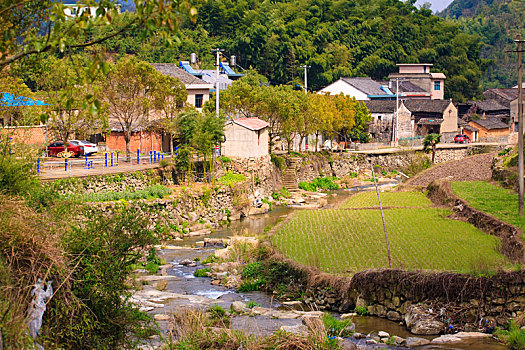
[
  {"x1": 454, "y1": 134, "x2": 471, "y2": 144},
  {"x1": 46, "y1": 141, "x2": 84, "y2": 157}
]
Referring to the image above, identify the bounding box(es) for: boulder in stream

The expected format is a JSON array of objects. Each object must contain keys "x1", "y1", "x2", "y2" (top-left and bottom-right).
[{"x1": 404, "y1": 304, "x2": 444, "y2": 335}]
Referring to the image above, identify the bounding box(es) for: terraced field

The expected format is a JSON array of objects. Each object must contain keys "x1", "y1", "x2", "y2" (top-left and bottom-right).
[
  {"x1": 271, "y1": 191, "x2": 506, "y2": 274},
  {"x1": 451, "y1": 181, "x2": 525, "y2": 230},
  {"x1": 340, "y1": 191, "x2": 432, "y2": 209}
]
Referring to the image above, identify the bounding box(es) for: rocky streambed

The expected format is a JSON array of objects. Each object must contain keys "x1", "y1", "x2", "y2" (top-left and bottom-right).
[{"x1": 131, "y1": 190, "x2": 506, "y2": 350}]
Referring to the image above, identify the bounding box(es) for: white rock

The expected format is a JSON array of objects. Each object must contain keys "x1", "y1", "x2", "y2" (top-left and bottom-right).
[
  {"x1": 282, "y1": 301, "x2": 302, "y2": 306},
  {"x1": 378, "y1": 331, "x2": 390, "y2": 338},
  {"x1": 154, "y1": 314, "x2": 171, "y2": 321},
  {"x1": 231, "y1": 301, "x2": 248, "y2": 313},
  {"x1": 340, "y1": 313, "x2": 357, "y2": 319}
]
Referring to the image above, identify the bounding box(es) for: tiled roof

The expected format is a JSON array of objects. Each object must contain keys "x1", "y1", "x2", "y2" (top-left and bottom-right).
[
  {"x1": 390, "y1": 81, "x2": 426, "y2": 94},
  {"x1": 363, "y1": 100, "x2": 397, "y2": 113},
  {"x1": 151, "y1": 63, "x2": 210, "y2": 85},
  {"x1": 470, "y1": 100, "x2": 509, "y2": 112},
  {"x1": 341, "y1": 77, "x2": 390, "y2": 96},
  {"x1": 470, "y1": 118, "x2": 509, "y2": 130},
  {"x1": 463, "y1": 125, "x2": 479, "y2": 132},
  {"x1": 233, "y1": 117, "x2": 269, "y2": 131},
  {"x1": 483, "y1": 88, "x2": 519, "y2": 102},
  {"x1": 403, "y1": 100, "x2": 452, "y2": 114},
  {"x1": 417, "y1": 118, "x2": 443, "y2": 125}
]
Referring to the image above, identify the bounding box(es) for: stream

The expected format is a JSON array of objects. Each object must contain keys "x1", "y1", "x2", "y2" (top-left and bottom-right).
[{"x1": 141, "y1": 189, "x2": 506, "y2": 350}]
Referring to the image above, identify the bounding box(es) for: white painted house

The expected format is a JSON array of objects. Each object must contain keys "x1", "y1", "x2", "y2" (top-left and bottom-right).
[
  {"x1": 318, "y1": 77, "x2": 395, "y2": 100},
  {"x1": 222, "y1": 118, "x2": 269, "y2": 159}
]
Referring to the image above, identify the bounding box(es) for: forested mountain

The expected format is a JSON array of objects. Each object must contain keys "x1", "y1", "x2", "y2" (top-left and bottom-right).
[
  {"x1": 439, "y1": 0, "x2": 525, "y2": 89},
  {"x1": 80, "y1": 0, "x2": 486, "y2": 101}
]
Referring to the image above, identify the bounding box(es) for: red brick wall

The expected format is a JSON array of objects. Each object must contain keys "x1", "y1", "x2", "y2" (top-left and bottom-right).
[
  {"x1": 106, "y1": 131, "x2": 163, "y2": 154},
  {"x1": 0, "y1": 126, "x2": 47, "y2": 146}
]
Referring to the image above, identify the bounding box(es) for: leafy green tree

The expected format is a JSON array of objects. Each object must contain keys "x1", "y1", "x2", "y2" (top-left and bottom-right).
[
  {"x1": 103, "y1": 57, "x2": 163, "y2": 160},
  {"x1": 40, "y1": 56, "x2": 107, "y2": 152},
  {"x1": 423, "y1": 133, "x2": 441, "y2": 163},
  {"x1": 0, "y1": 73, "x2": 39, "y2": 126},
  {"x1": 152, "y1": 74, "x2": 188, "y2": 155},
  {"x1": 0, "y1": 0, "x2": 194, "y2": 69}
]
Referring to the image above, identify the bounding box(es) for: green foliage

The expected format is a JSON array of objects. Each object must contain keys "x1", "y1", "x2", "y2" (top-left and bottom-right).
[
  {"x1": 451, "y1": 181, "x2": 525, "y2": 230},
  {"x1": 220, "y1": 156, "x2": 231, "y2": 163},
  {"x1": 0, "y1": 139, "x2": 39, "y2": 197},
  {"x1": 194, "y1": 267, "x2": 211, "y2": 277},
  {"x1": 45, "y1": 205, "x2": 158, "y2": 348},
  {"x1": 322, "y1": 313, "x2": 353, "y2": 337},
  {"x1": 272, "y1": 191, "x2": 505, "y2": 273},
  {"x1": 355, "y1": 306, "x2": 369, "y2": 316},
  {"x1": 271, "y1": 154, "x2": 286, "y2": 170},
  {"x1": 201, "y1": 255, "x2": 219, "y2": 265},
  {"x1": 79, "y1": 184, "x2": 172, "y2": 202},
  {"x1": 494, "y1": 321, "x2": 525, "y2": 350},
  {"x1": 218, "y1": 172, "x2": 247, "y2": 186},
  {"x1": 298, "y1": 177, "x2": 339, "y2": 192},
  {"x1": 498, "y1": 148, "x2": 512, "y2": 157},
  {"x1": 239, "y1": 262, "x2": 266, "y2": 292},
  {"x1": 245, "y1": 300, "x2": 261, "y2": 309},
  {"x1": 279, "y1": 187, "x2": 291, "y2": 198}
]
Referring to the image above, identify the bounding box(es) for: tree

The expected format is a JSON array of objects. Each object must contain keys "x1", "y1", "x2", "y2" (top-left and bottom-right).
[
  {"x1": 0, "y1": 0, "x2": 194, "y2": 70},
  {"x1": 41, "y1": 56, "x2": 107, "y2": 153},
  {"x1": 103, "y1": 57, "x2": 162, "y2": 160},
  {"x1": 152, "y1": 74, "x2": 187, "y2": 155},
  {"x1": 193, "y1": 111, "x2": 225, "y2": 183},
  {"x1": 0, "y1": 73, "x2": 39, "y2": 126},
  {"x1": 423, "y1": 133, "x2": 441, "y2": 163}
]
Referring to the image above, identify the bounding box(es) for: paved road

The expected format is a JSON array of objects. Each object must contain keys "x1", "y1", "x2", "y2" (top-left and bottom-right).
[
  {"x1": 403, "y1": 153, "x2": 495, "y2": 188},
  {"x1": 38, "y1": 161, "x2": 162, "y2": 180}
]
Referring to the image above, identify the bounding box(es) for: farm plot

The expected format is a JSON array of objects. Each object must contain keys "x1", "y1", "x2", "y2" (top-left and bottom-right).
[
  {"x1": 340, "y1": 191, "x2": 433, "y2": 209},
  {"x1": 272, "y1": 205, "x2": 505, "y2": 274},
  {"x1": 451, "y1": 181, "x2": 525, "y2": 230}
]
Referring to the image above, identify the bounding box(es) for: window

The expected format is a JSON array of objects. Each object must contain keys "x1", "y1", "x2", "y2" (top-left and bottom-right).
[
  {"x1": 195, "y1": 94, "x2": 203, "y2": 108},
  {"x1": 434, "y1": 81, "x2": 441, "y2": 91}
]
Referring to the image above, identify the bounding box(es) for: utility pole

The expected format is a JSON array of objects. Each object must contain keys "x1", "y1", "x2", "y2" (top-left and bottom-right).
[
  {"x1": 510, "y1": 36, "x2": 525, "y2": 216},
  {"x1": 301, "y1": 65, "x2": 311, "y2": 93},
  {"x1": 370, "y1": 161, "x2": 392, "y2": 268},
  {"x1": 213, "y1": 48, "x2": 224, "y2": 118}
]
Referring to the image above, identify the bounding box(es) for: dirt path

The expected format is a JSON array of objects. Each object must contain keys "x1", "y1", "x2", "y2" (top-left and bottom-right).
[{"x1": 402, "y1": 153, "x2": 495, "y2": 188}]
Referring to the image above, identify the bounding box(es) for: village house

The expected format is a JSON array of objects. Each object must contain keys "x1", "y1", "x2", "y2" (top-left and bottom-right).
[
  {"x1": 468, "y1": 118, "x2": 510, "y2": 142},
  {"x1": 388, "y1": 63, "x2": 446, "y2": 100},
  {"x1": 363, "y1": 100, "x2": 396, "y2": 142},
  {"x1": 401, "y1": 100, "x2": 458, "y2": 142},
  {"x1": 222, "y1": 118, "x2": 269, "y2": 159},
  {"x1": 318, "y1": 77, "x2": 395, "y2": 100},
  {"x1": 151, "y1": 63, "x2": 213, "y2": 111}
]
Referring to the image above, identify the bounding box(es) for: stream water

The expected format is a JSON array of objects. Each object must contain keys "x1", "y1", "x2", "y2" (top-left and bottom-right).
[{"x1": 149, "y1": 189, "x2": 506, "y2": 350}]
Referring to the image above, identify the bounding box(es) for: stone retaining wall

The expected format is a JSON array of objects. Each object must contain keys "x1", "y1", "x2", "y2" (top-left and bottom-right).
[{"x1": 262, "y1": 252, "x2": 525, "y2": 335}]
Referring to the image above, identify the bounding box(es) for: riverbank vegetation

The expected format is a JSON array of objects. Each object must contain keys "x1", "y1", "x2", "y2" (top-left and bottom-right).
[
  {"x1": 272, "y1": 191, "x2": 505, "y2": 274},
  {"x1": 451, "y1": 181, "x2": 525, "y2": 230},
  {"x1": 165, "y1": 308, "x2": 343, "y2": 350},
  {"x1": 0, "y1": 142, "x2": 159, "y2": 348}
]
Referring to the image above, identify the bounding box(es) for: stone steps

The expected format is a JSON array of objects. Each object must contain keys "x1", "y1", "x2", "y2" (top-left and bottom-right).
[{"x1": 282, "y1": 157, "x2": 301, "y2": 191}]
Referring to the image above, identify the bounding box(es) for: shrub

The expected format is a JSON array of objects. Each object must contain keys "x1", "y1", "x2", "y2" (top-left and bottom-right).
[
  {"x1": 298, "y1": 177, "x2": 339, "y2": 192},
  {"x1": 201, "y1": 254, "x2": 219, "y2": 265},
  {"x1": 194, "y1": 267, "x2": 211, "y2": 277},
  {"x1": 218, "y1": 172, "x2": 247, "y2": 186},
  {"x1": 279, "y1": 187, "x2": 291, "y2": 198},
  {"x1": 80, "y1": 184, "x2": 172, "y2": 202},
  {"x1": 44, "y1": 206, "x2": 158, "y2": 348},
  {"x1": 355, "y1": 306, "x2": 369, "y2": 316},
  {"x1": 271, "y1": 154, "x2": 285, "y2": 170},
  {"x1": 220, "y1": 156, "x2": 231, "y2": 163},
  {"x1": 242, "y1": 262, "x2": 263, "y2": 279},
  {"x1": 495, "y1": 321, "x2": 525, "y2": 350},
  {"x1": 245, "y1": 300, "x2": 261, "y2": 309},
  {"x1": 322, "y1": 313, "x2": 353, "y2": 337}
]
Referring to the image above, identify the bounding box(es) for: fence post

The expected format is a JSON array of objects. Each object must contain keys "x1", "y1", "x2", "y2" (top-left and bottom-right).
[
  {"x1": 85, "y1": 154, "x2": 88, "y2": 166},
  {"x1": 111, "y1": 152, "x2": 114, "y2": 167},
  {"x1": 37, "y1": 158, "x2": 40, "y2": 173},
  {"x1": 137, "y1": 149, "x2": 140, "y2": 165},
  {"x1": 154, "y1": 150, "x2": 157, "y2": 163},
  {"x1": 105, "y1": 153, "x2": 107, "y2": 168},
  {"x1": 161, "y1": 154, "x2": 164, "y2": 161},
  {"x1": 150, "y1": 151, "x2": 152, "y2": 164},
  {"x1": 65, "y1": 158, "x2": 67, "y2": 172},
  {"x1": 116, "y1": 151, "x2": 119, "y2": 166}
]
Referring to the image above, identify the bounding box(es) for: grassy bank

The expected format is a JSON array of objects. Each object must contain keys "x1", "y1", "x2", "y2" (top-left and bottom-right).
[
  {"x1": 451, "y1": 181, "x2": 525, "y2": 230},
  {"x1": 272, "y1": 191, "x2": 505, "y2": 274}
]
